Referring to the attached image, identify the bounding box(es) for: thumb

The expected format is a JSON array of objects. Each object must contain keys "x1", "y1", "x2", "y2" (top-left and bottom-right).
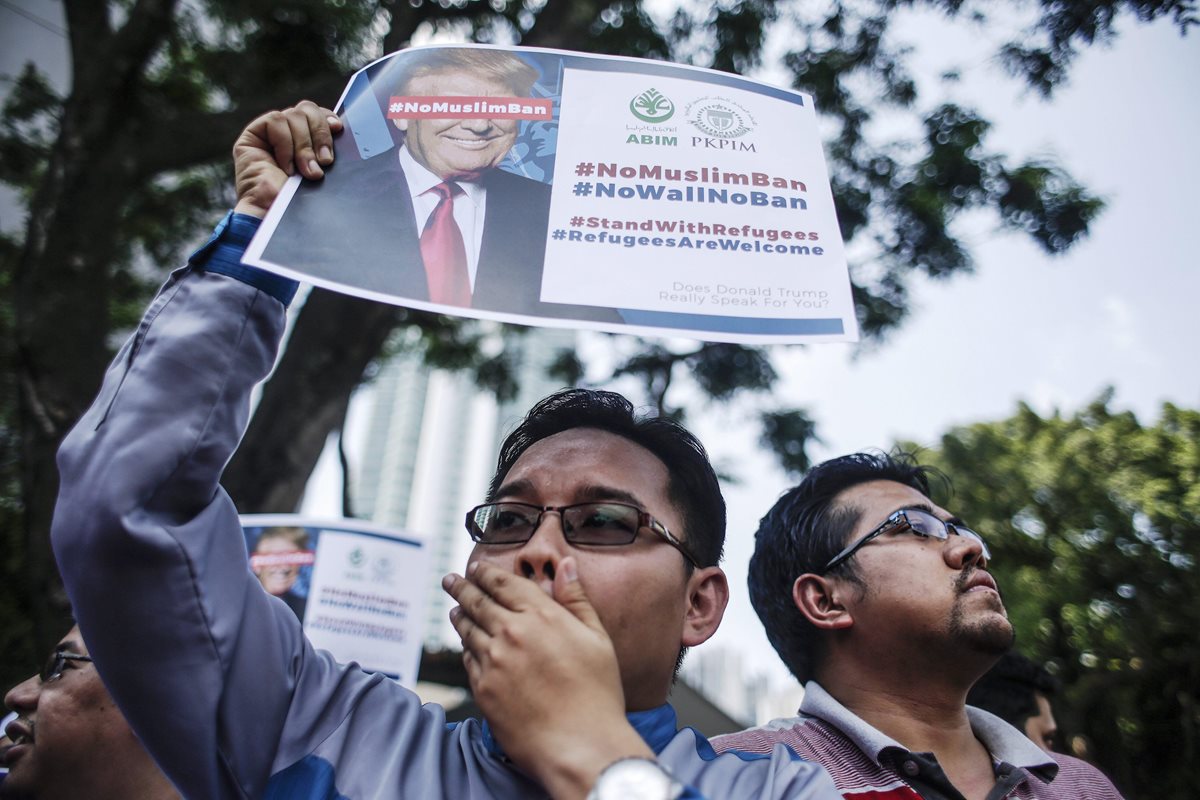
[{"x1": 552, "y1": 557, "x2": 604, "y2": 632}]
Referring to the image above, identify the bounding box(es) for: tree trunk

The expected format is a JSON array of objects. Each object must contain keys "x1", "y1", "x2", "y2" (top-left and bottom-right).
[
  {"x1": 11, "y1": 73, "x2": 360, "y2": 665},
  {"x1": 224, "y1": 289, "x2": 401, "y2": 513},
  {"x1": 13, "y1": 103, "x2": 134, "y2": 658}
]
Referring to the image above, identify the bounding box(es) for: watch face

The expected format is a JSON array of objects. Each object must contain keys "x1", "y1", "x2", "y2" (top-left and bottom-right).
[{"x1": 591, "y1": 758, "x2": 682, "y2": 800}]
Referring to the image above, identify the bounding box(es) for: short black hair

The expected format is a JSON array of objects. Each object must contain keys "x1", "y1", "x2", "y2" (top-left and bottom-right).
[
  {"x1": 749, "y1": 452, "x2": 941, "y2": 683},
  {"x1": 968, "y1": 650, "x2": 1060, "y2": 728},
  {"x1": 488, "y1": 388, "x2": 725, "y2": 568}
]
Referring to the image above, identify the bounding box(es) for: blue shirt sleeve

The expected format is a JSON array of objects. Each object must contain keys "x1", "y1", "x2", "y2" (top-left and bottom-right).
[{"x1": 189, "y1": 211, "x2": 300, "y2": 306}]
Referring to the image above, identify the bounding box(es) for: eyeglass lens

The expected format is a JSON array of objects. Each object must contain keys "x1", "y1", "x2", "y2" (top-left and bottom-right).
[
  {"x1": 470, "y1": 502, "x2": 642, "y2": 545},
  {"x1": 39, "y1": 651, "x2": 91, "y2": 682},
  {"x1": 40, "y1": 652, "x2": 68, "y2": 682},
  {"x1": 902, "y1": 510, "x2": 990, "y2": 560},
  {"x1": 40, "y1": 652, "x2": 56, "y2": 681}
]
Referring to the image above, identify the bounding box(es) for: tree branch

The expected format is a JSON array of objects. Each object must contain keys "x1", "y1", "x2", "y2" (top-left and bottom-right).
[
  {"x1": 224, "y1": 289, "x2": 401, "y2": 514},
  {"x1": 108, "y1": 0, "x2": 182, "y2": 88},
  {"x1": 63, "y1": 0, "x2": 113, "y2": 74},
  {"x1": 338, "y1": 425, "x2": 354, "y2": 518},
  {"x1": 521, "y1": 0, "x2": 608, "y2": 47},
  {"x1": 130, "y1": 74, "x2": 351, "y2": 177},
  {"x1": 382, "y1": 0, "x2": 420, "y2": 52}
]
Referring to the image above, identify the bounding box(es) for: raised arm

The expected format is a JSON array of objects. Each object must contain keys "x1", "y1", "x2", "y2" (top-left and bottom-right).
[{"x1": 50, "y1": 105, "x2": 357, "y2": 798}]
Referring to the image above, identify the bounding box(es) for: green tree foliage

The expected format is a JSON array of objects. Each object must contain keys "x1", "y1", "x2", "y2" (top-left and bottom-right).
[
  {"x1": 995, "y1": 0, "x2": 1197, "y2": 95},
  {"x1": 0, "y1": 0, "x2": 1187, "y2": 685},
  {"x1": 919, "y1": 396, "x2": 1199, "y2": 799}
]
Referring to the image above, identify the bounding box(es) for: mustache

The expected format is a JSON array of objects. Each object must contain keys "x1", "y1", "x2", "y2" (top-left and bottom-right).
[
  {"x1": 954, "y1": 568, "x2": 971, "y2": 593},
  {"x1": 955, "y1": 566, "x2": 1001, "y2": 598}
]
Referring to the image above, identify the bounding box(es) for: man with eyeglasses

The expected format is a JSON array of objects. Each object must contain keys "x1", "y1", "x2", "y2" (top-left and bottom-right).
[
  {"x1": 711, "y1": 453, "x2": 1124, "y2": 799},
  {"x1": 50, "y1": 101, "x2": 838, "y2": 799},
  {"x1": 1, "y1": 626, "x2": 180, "y2": 799}
]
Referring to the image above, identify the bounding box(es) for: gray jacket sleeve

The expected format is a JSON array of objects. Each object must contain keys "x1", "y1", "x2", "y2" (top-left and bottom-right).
[{"x1": 50, "y1": 259, "x2": 425, "y2": 798}]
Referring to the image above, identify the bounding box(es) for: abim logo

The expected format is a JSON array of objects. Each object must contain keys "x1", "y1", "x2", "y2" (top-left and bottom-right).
[{"x1": 630, "y1": 88, "x2": 675, "y2": 123}]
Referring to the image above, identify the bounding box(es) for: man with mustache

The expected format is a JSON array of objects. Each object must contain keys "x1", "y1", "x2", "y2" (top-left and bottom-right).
[
  {"x1": 712, "y1": 453, "x2": 1124, "y2": 799},
  {"x1": 2, "y1": 626, "x2": 179, "y2": 799}
]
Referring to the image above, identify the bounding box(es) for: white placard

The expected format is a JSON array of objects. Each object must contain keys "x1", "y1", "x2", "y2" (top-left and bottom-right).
[
  {"x1": 245, "y1": 45, "x2": 858, "y2": 343},
  {"x1": 543, "y1": 68, "x2": 850, "y2": 336},
  {"x1": 242, "y1": 515, "x2": 430, "y2": 686}
]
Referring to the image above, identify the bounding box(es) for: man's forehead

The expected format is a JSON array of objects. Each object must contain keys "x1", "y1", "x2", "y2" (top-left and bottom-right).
[
  {"x1": 836, "y1": 480, "x2": 943, "y2": 528},
  {"x1": 499, "y1": 429, "x2": 673, "y2": 505},
  {"x1": 496, "y1": 477, "x2": 645, "y2": 505}
]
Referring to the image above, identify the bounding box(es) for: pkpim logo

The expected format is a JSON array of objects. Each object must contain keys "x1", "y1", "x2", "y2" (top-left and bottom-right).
[
  {"x1": 686, "y1": 97, "x2": 754, "y2": 139},
  {"x1": 630, "y1": 89, "x2": 676, "y2": 123}
]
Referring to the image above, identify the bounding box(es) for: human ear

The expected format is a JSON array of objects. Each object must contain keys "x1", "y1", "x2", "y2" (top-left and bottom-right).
[
  {"x1": 393, "y1": 118, "x2": 409, "y2": 133},
  {"x1": 681, "y1": 567, "x2": 729, "y2": 647},
  {"x1": 792, "y1": 573, "x2": 854, "y2": 631}
]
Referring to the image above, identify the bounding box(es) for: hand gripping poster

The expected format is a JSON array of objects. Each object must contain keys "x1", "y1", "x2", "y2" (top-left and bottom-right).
[
  {"x1": 242, "y1": 515, "x2": 430, "y2": 686},
  {"x1": 245, "y1": 45, "x2": 859, "y2": 344}
]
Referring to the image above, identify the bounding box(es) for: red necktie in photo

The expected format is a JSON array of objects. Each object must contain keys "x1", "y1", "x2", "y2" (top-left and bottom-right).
[{"x1": 419, "y1": 181, "x2": 471, "y2": 306}]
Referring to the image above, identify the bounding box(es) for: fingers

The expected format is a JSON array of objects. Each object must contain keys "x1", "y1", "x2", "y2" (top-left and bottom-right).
[
  {"x1": 444, "y1": 561, "x2": 544, "y2": 619},
  {"x1": 442, "y1": 562, "x2": 561, "y2": 652},
  {"x1": 269, "y1": 102, "x2": 339, "y2": 179},
  {"x1": 232, "y1": 101, "x2": 342, "y2": 217},
  {"x1": 445, "y1": 578, "x2": 498, "y2": 685},
  {"x1": 236, "y1": 102, "x2": 341, "y2": 177},
  {"x1": 303, "y1": 102, "x2": 340, "y2": 168},
  {"x1": 442, "y1": 566, "x2": 512, "y2": 640},
  {"x1": 550, "y1": 557, "x2": 604, "y2": 632},
  {"x1": 449, "y1": 603, "x2": 485, "y2": 655},
  {"x1": 284, "y1": 101, "x2": 340, "y2": 179}
]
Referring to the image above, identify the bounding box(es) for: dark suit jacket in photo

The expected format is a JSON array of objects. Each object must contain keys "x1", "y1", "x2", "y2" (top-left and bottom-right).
[{"x1": 263, "y1": 153, "x2": 621, "y2": 323}]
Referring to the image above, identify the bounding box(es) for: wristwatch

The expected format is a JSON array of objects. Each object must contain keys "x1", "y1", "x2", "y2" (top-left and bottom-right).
[{"x1": 587, "y1": 757, "x2": 685, "y2": 800}]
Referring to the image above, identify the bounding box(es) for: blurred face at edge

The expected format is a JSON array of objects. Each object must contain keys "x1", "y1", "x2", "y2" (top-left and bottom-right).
[{"x1": 2, "y1": 626, "x2": 179, "y2": 799}]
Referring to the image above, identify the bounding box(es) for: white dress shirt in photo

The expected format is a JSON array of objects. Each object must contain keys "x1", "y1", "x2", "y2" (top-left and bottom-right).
[{"x1": 398, "y1": 146, "x2": 487, "y2": 291}]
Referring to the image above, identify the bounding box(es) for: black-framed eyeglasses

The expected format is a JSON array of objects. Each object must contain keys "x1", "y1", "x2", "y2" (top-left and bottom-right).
[
  {"x1": 820, "y1": 508, "x2": 990, "y2": 574},
  {"x1": 40, "y1": 650, "x2": 94, "y2": 683},
  {"x1": 465, "y1": 501, "x2": 699, "y2": 567}
]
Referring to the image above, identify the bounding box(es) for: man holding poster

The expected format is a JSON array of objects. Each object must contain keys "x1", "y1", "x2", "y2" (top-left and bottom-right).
[
  {"x1": 51, "y1": 101, "x2": 838, "y2": 799},
  {"x1": 262, "y1": 47, "x2": 620, "y2": 322}
]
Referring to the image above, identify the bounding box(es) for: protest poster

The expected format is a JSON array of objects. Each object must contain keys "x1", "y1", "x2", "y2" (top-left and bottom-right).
[
  {"x1": 245, "y1": 44, "x2": 858, "y2": 344},
  {"x1": 242, "y1": 515, "x2": 430, "y2": 686}
]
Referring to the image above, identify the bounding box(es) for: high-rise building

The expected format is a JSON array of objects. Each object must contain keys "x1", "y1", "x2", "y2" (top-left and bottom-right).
[
  {"x1": 351, "y1": 328, "x2": 578, "y2": 648},
  {"x1": 681, "y1": 645, "x2": 808, "y2": 726}
]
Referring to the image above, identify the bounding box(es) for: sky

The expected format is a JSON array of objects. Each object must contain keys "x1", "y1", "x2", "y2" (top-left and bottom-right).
[
  {"x1": 687, "y1": 11, "x2": 1200, "y2": 699},
  {"x1": 2, "y1": 0, "x2": 1196, "y2": 716}
]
